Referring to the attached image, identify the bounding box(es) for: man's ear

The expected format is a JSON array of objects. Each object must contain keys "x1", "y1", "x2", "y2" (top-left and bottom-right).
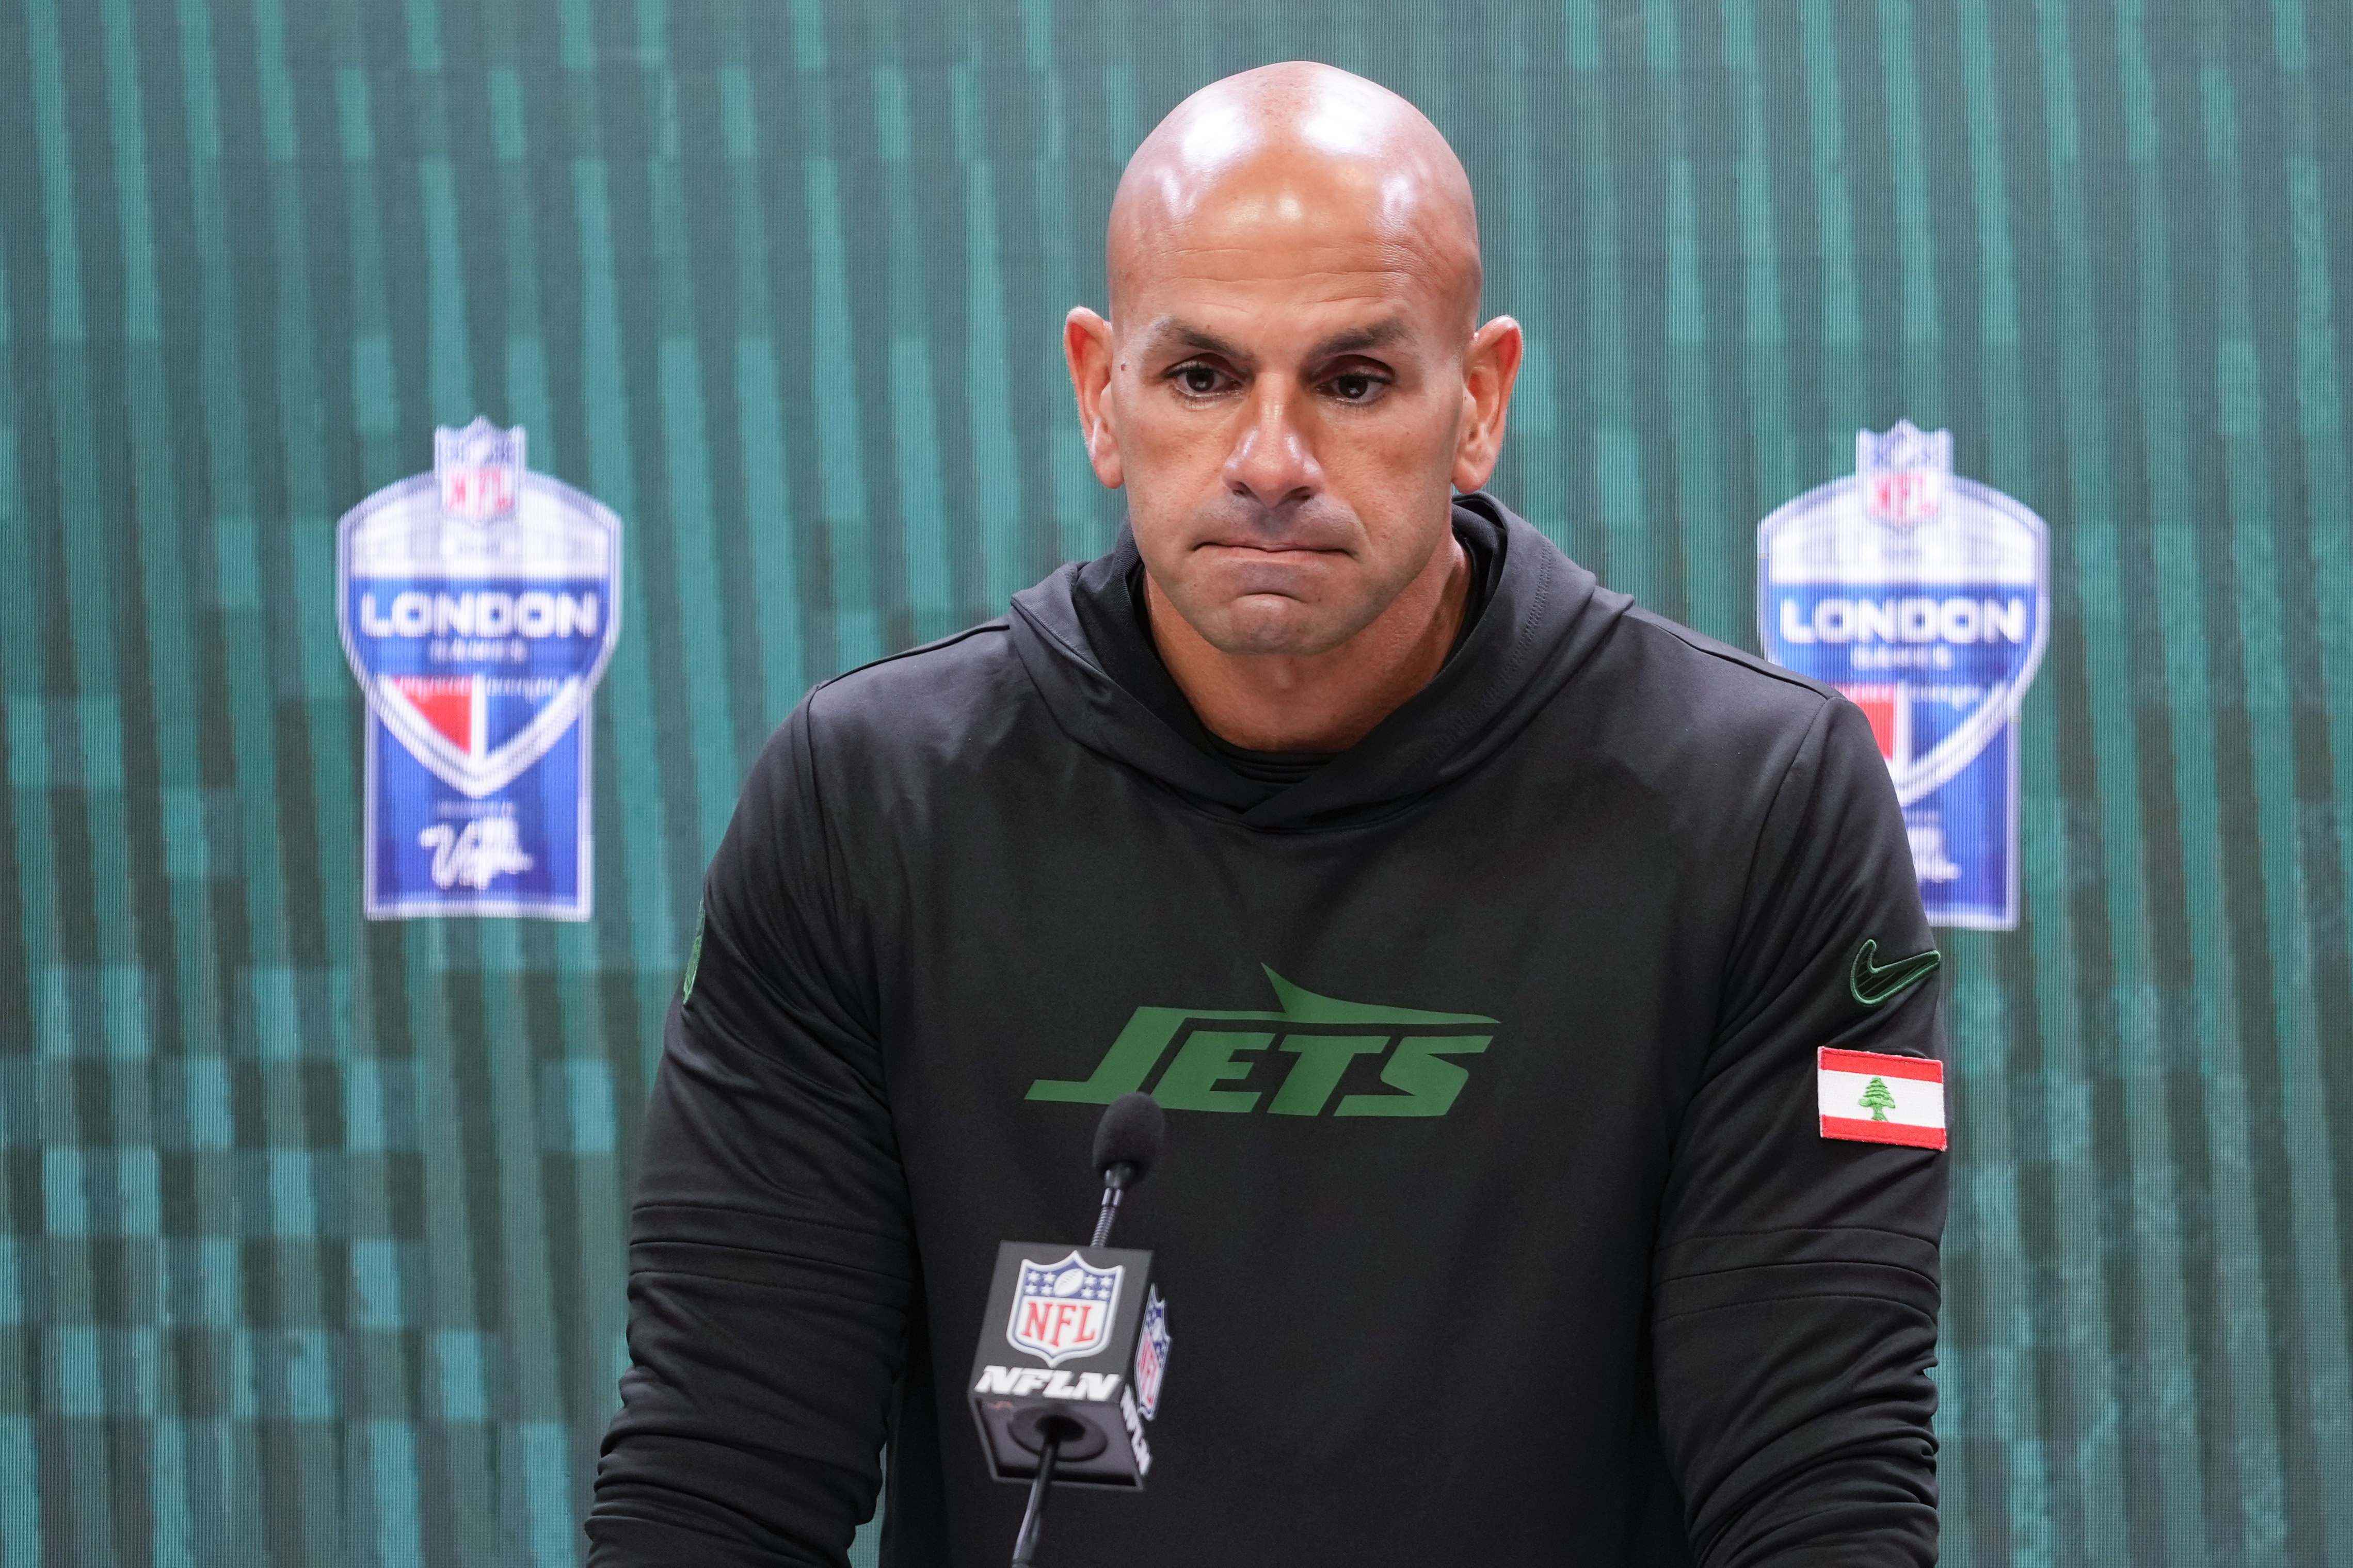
[
  {"x1": 1452, "y1": 316, "x2": 1524, "y2": 493},
  {"x1": 1065, "y1": 308, "x2": 1124, "y2": 489}
]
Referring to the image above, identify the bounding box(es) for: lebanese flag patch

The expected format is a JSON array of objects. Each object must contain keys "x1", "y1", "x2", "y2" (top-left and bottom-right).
[{"x1": 1818, "y1": 1047, "x2": 1946, "y2": 1150}]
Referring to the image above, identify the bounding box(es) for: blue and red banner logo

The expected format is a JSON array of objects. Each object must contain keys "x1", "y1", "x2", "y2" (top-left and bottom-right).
[
  {"x1": 1134, "y1": 1287, "x2": 1170, "y2": 1420},
  {"x1": 337, "y1": 419, "x2": 622, "y2": 919},
  {"x1": 1759, "y1": 423, "x2": 2048, "y2": 929},
  {"x1": 1006, "y1": 1252, "x2": 1124, "y2": 1368}
]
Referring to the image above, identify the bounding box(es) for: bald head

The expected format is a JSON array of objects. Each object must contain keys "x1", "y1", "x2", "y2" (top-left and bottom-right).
[
  {"x1": 1108, "y1": 62, "x2": 1483, "y2": 334},
  {"x1": 1064, "y1": 65, "x2": 1522, "y2": 746}
]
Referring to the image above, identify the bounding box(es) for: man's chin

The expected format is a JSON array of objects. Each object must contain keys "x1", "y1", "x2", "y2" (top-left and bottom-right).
[{"x1": 1196, "y1": 596, "x2": 1364, "y2": 658}]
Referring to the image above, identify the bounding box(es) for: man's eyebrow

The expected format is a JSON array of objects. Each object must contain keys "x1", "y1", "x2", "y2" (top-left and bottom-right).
[
  {"x1": 1138, "y1": 319, "x2": 1247, "y2": 361},
  {"x1": 1133, "y1": 318, "x2": 1413, "y2": 363},
  {"x1": 1306, "y1": 319, "x2": 1411, "y2": 358}
]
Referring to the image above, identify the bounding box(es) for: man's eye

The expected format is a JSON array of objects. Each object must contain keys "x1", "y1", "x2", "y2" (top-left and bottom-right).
[
  {"x1": 1330, "y1": 373, "x2": 1382, "y2": 402},
  {"x1": 1176, "y1": 365, "x2": 1224, "y2": 395}
]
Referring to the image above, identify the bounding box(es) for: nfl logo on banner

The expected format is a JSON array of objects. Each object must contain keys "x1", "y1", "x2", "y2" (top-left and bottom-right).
[
  {"x1": 1133, "y1": 1287, "x2": 1171, "y2": 1421},
  {"x1": 1758, "y1": 423, "x2": 2049, "y2": 928},
  {"x1": 1007, "y1": 1251, "x2": 1125, "y2": 1368},
  {"x1": 337, "y1": 419, "x2": 623, "y2": 919}
]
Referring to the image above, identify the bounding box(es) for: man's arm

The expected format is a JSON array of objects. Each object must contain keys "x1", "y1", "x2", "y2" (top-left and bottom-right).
[
  {"x1": 1654, "y1": 696, "x2": 1949, "y2": 1567},
  {"x1": 587, "y1": 703, "x2": 914, "y2": 1567}
]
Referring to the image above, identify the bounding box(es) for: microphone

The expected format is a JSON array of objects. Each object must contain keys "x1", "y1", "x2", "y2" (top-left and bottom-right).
[
  {"x1": 970, "y1": 1095, "x2": 1175, "y2": 1567},
  {"x1": 1090, "y1": 1091, "x2": 1165, "y2": 1247}
]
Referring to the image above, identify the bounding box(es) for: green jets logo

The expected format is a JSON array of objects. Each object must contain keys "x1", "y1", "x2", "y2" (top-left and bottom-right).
[{"x1": 1028, "y1": 967, "x2": 1495, "y2": 1118}]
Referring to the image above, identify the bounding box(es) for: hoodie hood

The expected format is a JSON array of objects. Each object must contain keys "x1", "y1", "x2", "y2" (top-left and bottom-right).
[{"x1": 1005, "y1": 493, "x2": 1632, "y2": 831}]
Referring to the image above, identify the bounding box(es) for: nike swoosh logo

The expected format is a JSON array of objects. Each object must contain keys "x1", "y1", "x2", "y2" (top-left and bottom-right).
[{"x1": 1849, "y1": 939, "x2": 1942, "y2": 1007}]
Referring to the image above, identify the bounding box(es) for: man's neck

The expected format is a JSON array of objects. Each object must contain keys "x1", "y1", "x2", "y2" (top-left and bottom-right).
[{"x1": 1143, "y1": 533, "x2": 1472, "y2": 753}]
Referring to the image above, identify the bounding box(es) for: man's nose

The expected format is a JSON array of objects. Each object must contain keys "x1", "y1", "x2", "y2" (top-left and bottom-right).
[{"x1": 1223, "y1": 384, "x2": 1319, "y2": 510}]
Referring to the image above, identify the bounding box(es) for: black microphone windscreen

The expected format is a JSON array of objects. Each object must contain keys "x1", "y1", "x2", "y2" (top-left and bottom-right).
[{"x1": 1091, "y1": 1092, "x2": 1166, "y2": 1186}]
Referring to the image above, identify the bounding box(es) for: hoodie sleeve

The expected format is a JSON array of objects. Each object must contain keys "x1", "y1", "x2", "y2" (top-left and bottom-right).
[
  {"x1": 586, "y1": 701, "x2": 913, "y2": 1568},
  {"x1": 1652, "y1": 695, "x2": 1949, "y2": 1568}
]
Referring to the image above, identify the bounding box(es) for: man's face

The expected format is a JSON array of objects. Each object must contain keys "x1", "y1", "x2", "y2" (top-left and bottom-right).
[{"x1": 1076, "y1": 161, "x2": 1498, "y2": 657}]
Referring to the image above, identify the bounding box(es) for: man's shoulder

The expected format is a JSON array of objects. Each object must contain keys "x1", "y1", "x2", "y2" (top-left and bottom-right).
[
  {"x1": 1604, "y1": 603, "x2": 1839, "y2": 724},
  {"x1": 1541, "y1": 600, "x2": 1869, "y2": 809},
  {"x1": 795, "y1": 618, "x2": 1040, "y2": 764},
  {"x1": 1513, "y1": 603, "x2": 1901, "y2": 904},
  {"x1": 813, "y1": 618, "x2": 1025, "y2": 698}
]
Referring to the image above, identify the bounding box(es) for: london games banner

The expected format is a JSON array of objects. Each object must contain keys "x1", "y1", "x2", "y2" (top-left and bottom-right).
[
  {"x1": 337, "y1": 419, "x2": 622, "y2": 919},
  {"x1": 1758, "y1": 422, "x2": 2048, "y2": 929}
]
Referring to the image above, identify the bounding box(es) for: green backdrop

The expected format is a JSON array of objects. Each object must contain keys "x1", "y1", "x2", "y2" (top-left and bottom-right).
[{"x1": 3, "y1": 1, "x2": 2349, "y2": 1563}]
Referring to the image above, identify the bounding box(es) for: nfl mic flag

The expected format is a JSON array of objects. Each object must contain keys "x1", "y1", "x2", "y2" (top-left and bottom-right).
[{"x1": 970, "y1": 1243, "x2": 1160, "y2": 1489}]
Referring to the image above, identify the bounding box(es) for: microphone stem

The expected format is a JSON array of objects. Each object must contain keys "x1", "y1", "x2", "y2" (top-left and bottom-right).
[
  {"x1": 1090, "y1": 1185, "x2": 1123, "y2": 1249},
  {"x1": 1010, "y1": 1433, "x2": 1061, "y2": 1567}
]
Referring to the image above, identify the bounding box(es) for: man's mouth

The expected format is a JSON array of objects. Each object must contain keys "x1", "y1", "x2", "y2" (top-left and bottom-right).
[{"x1": 1196, "y1": 539, "x2": 1347, "y2": 557}]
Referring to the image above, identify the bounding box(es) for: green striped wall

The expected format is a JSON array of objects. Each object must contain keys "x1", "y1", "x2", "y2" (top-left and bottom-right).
[{"x1": 1, "y1": 1, "x2": 2347, "y2": 1563}]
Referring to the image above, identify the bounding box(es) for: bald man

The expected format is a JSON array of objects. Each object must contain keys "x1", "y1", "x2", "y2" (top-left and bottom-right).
[{"x1": 590, "y1": 64, "x2": 1945, "y2": 1568}]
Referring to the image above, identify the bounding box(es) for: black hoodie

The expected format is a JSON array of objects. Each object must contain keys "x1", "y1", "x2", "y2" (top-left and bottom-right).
[{"x1": 588, "y1": 496, "x2": 1947, "y2": 1567}]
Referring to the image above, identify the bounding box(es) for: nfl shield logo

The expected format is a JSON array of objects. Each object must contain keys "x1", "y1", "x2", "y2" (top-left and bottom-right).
[
  {"x1": 1858, "y1": 420, "x2": 1951, "y2": 527},
  {"x1": 436, "y1": 420, "x2": 524, "y2": 521},
  {"x1": 1133, "y1": 1287, "x2": 1171, "y2": 1420},
  {"x1": 1006, "y1": 1252, "x2": 1125, "y2": 1368},
  {"x1": 337, "y1": 418, "x2": 623, "y2": 919},
  {"x1": 1758, "y1": 422, "x2": 2049, "y2": 928}
]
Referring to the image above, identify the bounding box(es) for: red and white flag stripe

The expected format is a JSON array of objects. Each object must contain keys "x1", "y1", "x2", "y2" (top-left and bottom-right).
[{"x1": 1818, "y1": 1047, "x2": 1946, "y2": 1151}]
